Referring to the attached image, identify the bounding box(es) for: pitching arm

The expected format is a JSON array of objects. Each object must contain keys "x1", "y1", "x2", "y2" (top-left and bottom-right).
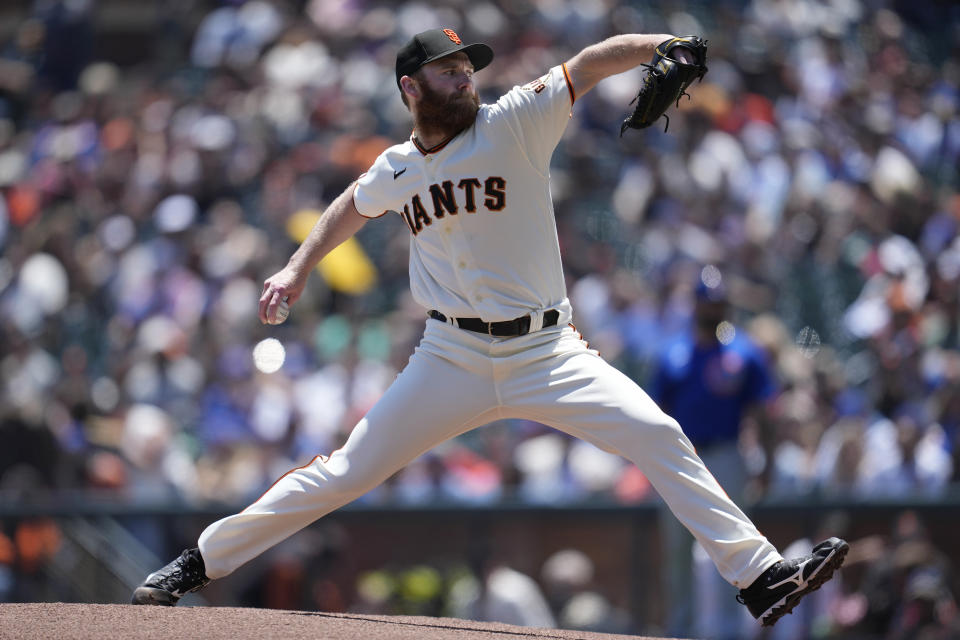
[{"x1": 259, "y1": 182, "x2": 368, "y2": 324}]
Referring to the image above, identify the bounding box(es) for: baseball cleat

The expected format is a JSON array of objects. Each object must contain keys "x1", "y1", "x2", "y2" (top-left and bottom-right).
[
  {"x1": 131, "y1": 547, "x2": 210, "y2": 606},
  {"x1": 737, "y1": 537, "x2": 849, "y2": 627}
]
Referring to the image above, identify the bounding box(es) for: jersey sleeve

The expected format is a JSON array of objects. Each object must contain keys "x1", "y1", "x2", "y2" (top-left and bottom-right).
[
  {"x1": 353, "y1": 152, "x2": 395, "y2": 218},
  {"x1": 492, "y1": 64, "x2": 576, "y2": 172}
]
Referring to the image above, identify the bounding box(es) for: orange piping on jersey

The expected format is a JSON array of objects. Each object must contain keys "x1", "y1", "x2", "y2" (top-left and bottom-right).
[
  {"x1": 568, "y1": 322, "x2": 591, "y2": 351},
  {"x1": 353, "y1": 204, "x2": 388, "y2": 219},
  {"x1": 561, "y1": 63, "x2": 576, "y2": 106},
  {"x1": 351, "y1": 183, "x2": 388, "y2": 218},
  {"x1": 243, "y1": 453, "x2": 330, "y2": 512},
  {"x1": 411, "y1": 132, "x2": 456, "y2": 156}
]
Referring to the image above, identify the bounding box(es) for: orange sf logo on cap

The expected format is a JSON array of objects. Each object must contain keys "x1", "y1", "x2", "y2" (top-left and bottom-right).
[{"x1": 443, "y1": 29, "x2": 462, "y2": 45}]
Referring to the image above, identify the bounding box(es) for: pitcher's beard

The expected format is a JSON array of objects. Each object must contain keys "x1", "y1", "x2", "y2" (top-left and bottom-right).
[{"x1": 414, "y1": 80, "x2": 480, "y2": 143}]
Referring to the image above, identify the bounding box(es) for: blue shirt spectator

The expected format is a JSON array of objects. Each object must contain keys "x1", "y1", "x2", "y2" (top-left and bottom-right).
[{"x1": 650, "y1": 278, "x2": 777, "y2": 450}]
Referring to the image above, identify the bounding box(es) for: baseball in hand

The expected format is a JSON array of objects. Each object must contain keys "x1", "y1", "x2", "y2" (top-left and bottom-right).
[{"x1": 269, "y1": 299, "x2": 290, "y2": 325}]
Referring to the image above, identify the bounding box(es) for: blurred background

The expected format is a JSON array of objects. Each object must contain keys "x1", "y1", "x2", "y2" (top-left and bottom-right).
[{"x1": 0, "y1": 0, "x2": 958, "y2": 638}]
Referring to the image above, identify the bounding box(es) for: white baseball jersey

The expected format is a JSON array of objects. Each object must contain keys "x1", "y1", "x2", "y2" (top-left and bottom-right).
[{"x1": 353, "y1": 64, "x2": 576, "y2": 322}]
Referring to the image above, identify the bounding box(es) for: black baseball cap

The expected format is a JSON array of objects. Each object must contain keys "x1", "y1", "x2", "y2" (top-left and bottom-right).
[{"x1": 395, "y1": 28, "x2": 494, "y2": 89}]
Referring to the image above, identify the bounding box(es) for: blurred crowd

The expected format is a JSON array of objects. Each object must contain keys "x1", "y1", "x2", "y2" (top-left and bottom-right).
[
  {"x1": 0, "y1": 0, "x2": 957, "y2": 509},
  {"x1": 1, "y1": 0, "x2": 959, "y2": 634}
]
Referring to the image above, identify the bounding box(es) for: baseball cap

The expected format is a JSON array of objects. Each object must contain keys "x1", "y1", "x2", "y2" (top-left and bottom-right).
[{"x1": 395, "y1": 28, "x2": 494, "y2": 89}]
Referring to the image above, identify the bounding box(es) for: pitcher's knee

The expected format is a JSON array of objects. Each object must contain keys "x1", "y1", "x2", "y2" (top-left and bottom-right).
[
  {"x1": 648, "y1": 413, "x2": 692, "y2": 447},
  {"x1": 317, "y1": 455, "x2": 384, "y2": 500},
  {"x1": 326, "y1": 472, "x2": 376, "y2": 499}
]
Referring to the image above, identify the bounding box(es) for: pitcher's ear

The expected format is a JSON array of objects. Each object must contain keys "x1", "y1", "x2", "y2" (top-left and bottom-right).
[{"x1": 400, "y1": 75, "x2": 420, "y2": 101}]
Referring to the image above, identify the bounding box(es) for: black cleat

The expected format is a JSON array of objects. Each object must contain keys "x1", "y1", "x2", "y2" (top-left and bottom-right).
[
  {"x1": 737, "y1": 537, "x2": 849, "y2": 627},
  {"x1": 131, "y1": 548, "x2": 210, "y2": 606}
]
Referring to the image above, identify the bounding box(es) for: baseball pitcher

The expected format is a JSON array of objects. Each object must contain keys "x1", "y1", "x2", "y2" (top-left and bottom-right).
[{"x1": 133, "y1": 28, "x2": 847, "y2": 628}]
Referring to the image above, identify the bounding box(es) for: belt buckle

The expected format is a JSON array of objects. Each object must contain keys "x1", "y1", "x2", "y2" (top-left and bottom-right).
[{"x1": 487, "y1": 321, "x2": 494, "y2": 336}]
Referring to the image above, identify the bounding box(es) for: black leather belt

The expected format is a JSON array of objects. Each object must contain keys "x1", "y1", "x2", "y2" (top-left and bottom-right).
[{"x1": 429, "y1": 309, "x2": 560, "y2": 337}]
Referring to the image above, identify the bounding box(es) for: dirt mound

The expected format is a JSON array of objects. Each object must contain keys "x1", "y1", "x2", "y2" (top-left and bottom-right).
[{"x1": 0, "y1": 603, "x2": 681, "y2": 639}]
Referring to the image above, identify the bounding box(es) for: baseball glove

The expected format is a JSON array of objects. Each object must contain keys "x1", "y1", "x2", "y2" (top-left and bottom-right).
[{"x1": 620, "y1": 35, "x2": 708, "y2": 135}]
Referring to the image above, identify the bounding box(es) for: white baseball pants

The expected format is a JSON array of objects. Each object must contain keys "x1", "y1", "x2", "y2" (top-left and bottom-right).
[{"x1": 198, "y1": 314, "x2": 782, "y2": 586}]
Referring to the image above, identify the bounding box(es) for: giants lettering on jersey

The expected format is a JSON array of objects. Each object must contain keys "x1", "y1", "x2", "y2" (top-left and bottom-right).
[{"x1": 401, "y1": 176, "x2": 507, "y2": 235}]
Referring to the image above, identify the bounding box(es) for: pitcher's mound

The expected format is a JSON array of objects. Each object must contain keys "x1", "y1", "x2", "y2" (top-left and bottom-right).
[{"x1": 0, "y1": 603, "x2": 689, "y2": 639}]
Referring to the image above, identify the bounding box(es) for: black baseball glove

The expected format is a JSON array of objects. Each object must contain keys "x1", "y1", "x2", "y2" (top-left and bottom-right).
[{"x1": 620, "y1": 35, "x2": 708, "y2": 135}]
